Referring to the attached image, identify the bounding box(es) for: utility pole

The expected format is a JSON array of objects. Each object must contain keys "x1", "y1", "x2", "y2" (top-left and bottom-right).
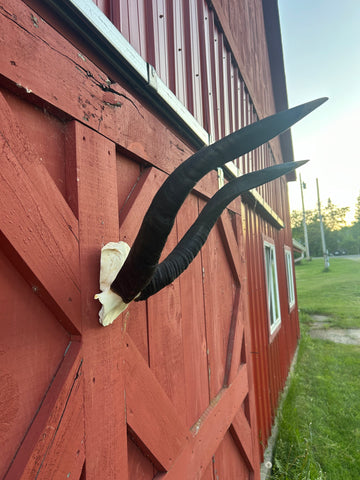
[
  {"x1": 299, "y1": 173, "x2": 310, "y2": 260},
  {"x1": 316, "y1": 178, "x2": 330, "y2": 270}
]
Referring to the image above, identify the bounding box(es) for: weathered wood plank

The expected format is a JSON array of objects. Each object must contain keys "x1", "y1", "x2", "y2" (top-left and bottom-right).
[
  {"x1": 156, "y1": 365, "x2": 248, "y2": 479},
  {"x1": 230, "y1": 409, "x2": 254, "y2": 472},
  {"x1": 122, "y1": 168, "x2": 189, "y2": 424},
  {"x1": 200, "y1": 202, "x2": 236, "y2": 397},
  {"x1": 0, "y1": 91, "x2": 81, "y2": 333},
  {"x1": 212, "y1": 431, "x2": 249, "y2": 479},
  {"x1": 221, "y1": 214, "x2": 247, "y2": 387},
  {"x1": 228, "y1": 321, "x2": 245, "y2": 387},
  {"x1": 124, "y1": 334, "x2": 189, "y2": 472},
  {"x1": 223, "y1": 288, "x2": 242, "y2": 387},
  {"x1": 211, "y1": 209, "x2": 253, "y2": 478},
  {"x1": 218, "y1": 211, "x2": 242, "y2": 285},
  {"x1": 117, "y1": 165, "x2": 164, "y2": 363},
  {"x1": 118, "y1": 167, "x2": 166, "y2": 246},
  {"x1": 234, "y1": 211, "x2": 261, "y2": 479},
  {"x1": 4, "y1": 342, "x2": 83, "y2": 480},
  {"x1": 116, "y1": 152, "x2": 142, "y2": 212},
  {"x1": 176, "y1": 194, "x2": 210, "y2": 429},
  {"x1": 127, "y1": 438, "x2": 155, "y2": 480},
  {"x1": 146, "y1": 229, "x2": 187, "y2": 418},
  {"x1": 75, "y1": 121, "x2": 128, "y2": 478}
]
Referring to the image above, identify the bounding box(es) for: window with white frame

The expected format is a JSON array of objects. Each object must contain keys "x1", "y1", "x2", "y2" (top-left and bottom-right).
[
  {"x1": 284, "y1": 247, "x2": 296, "y2": 310},
  {"x1": 264, "y1": 240, "x2": 281, "y2": 334}
]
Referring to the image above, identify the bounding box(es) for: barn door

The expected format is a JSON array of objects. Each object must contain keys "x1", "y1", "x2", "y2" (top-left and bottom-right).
[
  {"x1": 1, "y1": 88, "x2": 130, "y2": 478},
  {"x1": 1, "y1": 85, "x2": 260, "y2": 479},
  {"x1": 105, "y1": 149, "x2": 261, "y2": 477},
  {"x1": 0, "y1": 91, "x2": 85, "y2": 479}
]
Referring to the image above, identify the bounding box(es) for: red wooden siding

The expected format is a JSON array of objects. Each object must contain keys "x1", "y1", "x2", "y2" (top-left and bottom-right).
[
  {"x1": 89, "y1": 0, "x2": 300, "y2": 456},
  {"x1": 1, "y1": 0, "x2": 299, "y2": 474}
]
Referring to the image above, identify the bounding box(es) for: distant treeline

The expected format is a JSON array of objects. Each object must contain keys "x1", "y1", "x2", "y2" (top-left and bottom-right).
[{"x1": 291, "y1": 196, "x2": 360, "y2": 257}]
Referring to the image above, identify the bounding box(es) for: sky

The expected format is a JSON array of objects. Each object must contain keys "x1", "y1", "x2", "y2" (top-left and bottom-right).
[{"x1": 278, "y1": 0, "x2": 360, "y2": 223}]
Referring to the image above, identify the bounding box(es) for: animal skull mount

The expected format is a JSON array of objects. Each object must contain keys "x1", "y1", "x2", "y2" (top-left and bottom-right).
[
  {"x1": 94, "y1": 242, "x2": 131, "y2": 326},
  {"x1": 95, "y1": 97, "x2": 328, "y2": 326}
]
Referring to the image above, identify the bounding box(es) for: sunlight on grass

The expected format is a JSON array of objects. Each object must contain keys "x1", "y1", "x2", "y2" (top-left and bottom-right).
[
  {"x1": 296, "y1": 258, "x2": 360, "y2": 328},
  {"x1": 271, "y1": 258, "x2": 360, "y2": 480}
]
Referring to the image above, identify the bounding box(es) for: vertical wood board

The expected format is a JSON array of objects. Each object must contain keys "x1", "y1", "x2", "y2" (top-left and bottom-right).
[
  {"x1": 176, "y1": 193, "x2": 210, "y2": 428},
  {"x1": 74, "y1": 121, "x2": 128, "y2": 478}
]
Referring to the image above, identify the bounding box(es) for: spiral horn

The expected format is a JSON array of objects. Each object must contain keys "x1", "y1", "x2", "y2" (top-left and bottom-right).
[{"x1": 110, "y1": 98, "x2": 327, "y2": 303}]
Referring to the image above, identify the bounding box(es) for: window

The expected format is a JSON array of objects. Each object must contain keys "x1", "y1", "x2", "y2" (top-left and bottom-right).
[
  {"x1": 264, "y1": 240, "x2": 281, "y2": 334},
  {"x1": 284, "y1": 247, "x2": 296, "y2": 310}
]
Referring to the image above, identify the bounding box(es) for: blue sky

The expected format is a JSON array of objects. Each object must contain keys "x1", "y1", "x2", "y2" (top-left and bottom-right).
[{"x1": 278, "y1": 0, "x2": 360, "y2": 222}]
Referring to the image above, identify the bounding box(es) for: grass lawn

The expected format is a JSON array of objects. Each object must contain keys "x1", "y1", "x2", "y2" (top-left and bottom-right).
[
  {"x1": 295, "y1": 257, "x2": 360, "y2": 328},
  {"x1": 271, "y1": 258, "x2": 360, "y2": 479}
]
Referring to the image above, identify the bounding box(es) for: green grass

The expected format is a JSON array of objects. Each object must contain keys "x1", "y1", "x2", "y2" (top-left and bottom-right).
[
  {"x1": 271, "y1": 258, "x2": 360, "y2": 480},
  {"x1": 296, "y1": 258, "x2": 360, "y2": 328}
]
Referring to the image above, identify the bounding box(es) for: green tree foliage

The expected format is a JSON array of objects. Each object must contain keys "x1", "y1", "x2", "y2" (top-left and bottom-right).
[
  {"x1": 354, "y1": 192, "x2": 360, "y2": 224},
  {"x1": 323, "y1": 198, "x2": 349, "y2": 231},
  {"x1": 291, "y1": 197, "x2": 360, "y2": 256},
  {"x1": 351, "y1": 193, "x2": 360, "y2": 254},
  {"x1": 291, "y1": 209, "x2": 318, "y2": 229}
]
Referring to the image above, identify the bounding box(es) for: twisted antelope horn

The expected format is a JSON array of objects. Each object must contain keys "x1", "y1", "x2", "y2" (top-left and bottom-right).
[
  {"x1": 137, "y1": 159, "x2": 308, "y2": 300},
  {"x1": 111, "y1": 98, "x2": 326, "y2": 302},
  {"x1": 95, "y1": 98, "x2": 327, "y2": 325}
]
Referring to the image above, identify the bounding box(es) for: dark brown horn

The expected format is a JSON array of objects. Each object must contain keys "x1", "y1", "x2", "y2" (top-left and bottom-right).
[
  {"x1": 111, "y1": 98, "x2": 327, "y2": 303},
  {"x1": 136, "y1": 160, "x2": 308, "y2": 300}
]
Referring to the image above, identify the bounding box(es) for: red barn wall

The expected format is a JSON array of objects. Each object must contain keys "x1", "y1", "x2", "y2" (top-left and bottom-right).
[
  {"x1": 87, "y1": 0, "x2": 299, "y2": 454},
  {"x1": 0, "y1": 0, "x2": 300, "y2": 476}
]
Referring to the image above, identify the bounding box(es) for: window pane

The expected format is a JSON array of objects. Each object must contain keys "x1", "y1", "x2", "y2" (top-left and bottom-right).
[
  {"x1": 285, "y1": 249, "x2": 295, "y2": 308},
  {"x1": 264, "y1": 241, "x2": 281, "y2": 334}
]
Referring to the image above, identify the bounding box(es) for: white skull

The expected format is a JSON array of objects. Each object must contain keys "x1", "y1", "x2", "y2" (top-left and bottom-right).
[{"x1": 94, "y1": 241, "x2": 131, "y2": 326}]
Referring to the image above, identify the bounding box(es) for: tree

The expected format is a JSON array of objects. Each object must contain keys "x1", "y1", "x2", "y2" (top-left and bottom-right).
[
  {"x1": 290, "y1": 209, "x2": 303, "y2": 229},
  {"x1": 291, "y1": 209, "x2": 318, "y2": 230},
  {"x1": 351, "y1": 192, "x2": 360, "y2": 254},
  {"x1": 291, "y1": 197, "x2": 359, "y2": 256},
  {"x1": 354, "y1": 192, "x2": 360, "y2": 224},
  {"x1": 291, "y1": 209, "x2": 323, "y2": 256},
  {"x1": 323, "y1": 198, "x2": 349, "y2": 231}
]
